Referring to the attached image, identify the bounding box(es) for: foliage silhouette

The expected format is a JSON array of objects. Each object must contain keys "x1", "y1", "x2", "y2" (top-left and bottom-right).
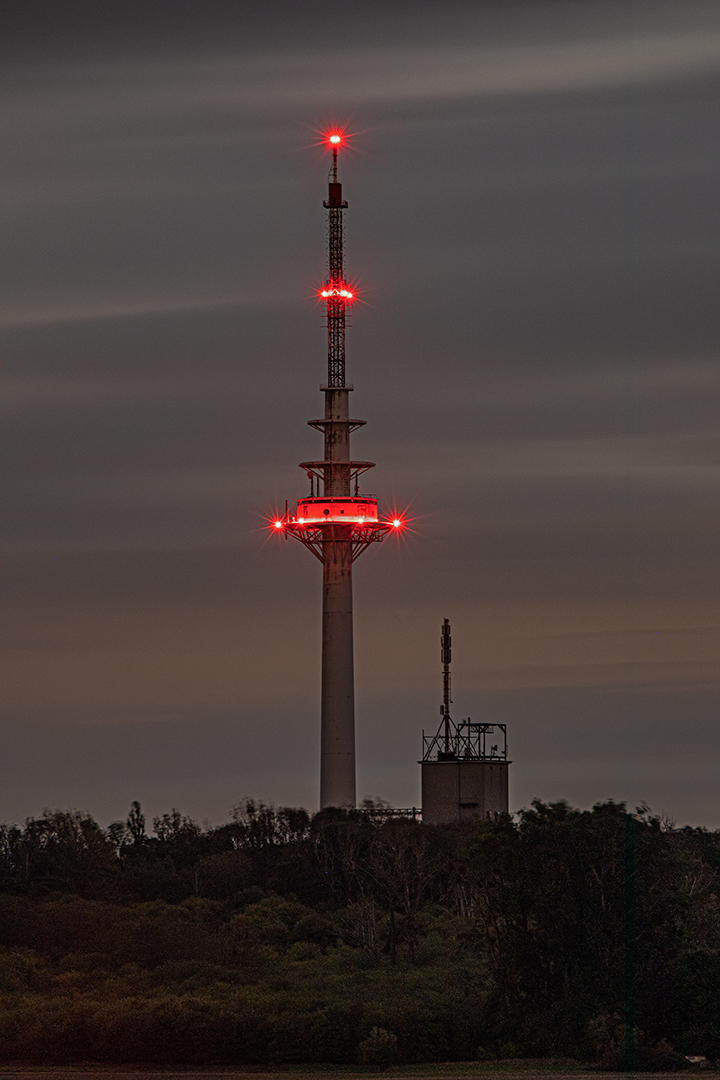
[{"x1": 0, "y1": 799, "x2": 717, "y2": 1066}]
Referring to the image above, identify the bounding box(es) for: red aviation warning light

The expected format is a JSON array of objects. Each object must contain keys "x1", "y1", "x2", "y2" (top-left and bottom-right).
[
  {"x1": 387, "y1": 512, "x2": 410, "y2": 532},
  {"x1": 319, "y1": 285, "x2": 354, "y2": 301},
  {"x1": 324, "y1": 129, "x2": 345, "y2": 149},
  {"x1": 320, "y1": 286, "x2": 353, "y2": 299}
]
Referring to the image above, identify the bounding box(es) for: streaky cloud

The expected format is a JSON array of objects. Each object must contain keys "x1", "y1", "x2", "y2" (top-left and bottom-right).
[
  {"x1": 5, "y1": 28, "x2": 720, "y2": 138},
  {"x1": 0, "y1": 289, "x2": 279, "y2": 330}
]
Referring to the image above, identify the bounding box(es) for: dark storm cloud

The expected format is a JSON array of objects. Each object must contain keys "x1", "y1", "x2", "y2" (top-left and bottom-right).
[{"x1": 2, "y1": 0, "x2": 719, "y2": 825}]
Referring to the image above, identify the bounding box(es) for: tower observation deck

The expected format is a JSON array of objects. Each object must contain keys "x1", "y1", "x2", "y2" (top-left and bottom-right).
[{"x1": 274, "y1": 132, "x2": 404, "y2": 809}]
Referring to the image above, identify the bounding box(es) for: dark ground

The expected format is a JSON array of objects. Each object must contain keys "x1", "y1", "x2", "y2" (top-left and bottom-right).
[{"x1": 0, "y1": 1066, "x2": 715, "y2": 1080}]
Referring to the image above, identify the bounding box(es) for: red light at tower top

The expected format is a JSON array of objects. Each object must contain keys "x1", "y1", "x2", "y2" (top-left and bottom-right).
[{"x1": 324, "y1": 129, "x2": 346, "y2": 149}]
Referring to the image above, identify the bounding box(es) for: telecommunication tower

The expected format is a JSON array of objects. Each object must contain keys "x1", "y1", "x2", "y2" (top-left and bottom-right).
[
  {"x1": 421, "y1": 619, "x2": 510, "y2": 823},
  {"x1": 273, "y1": 132, "x2": 404, "y2": 809}
]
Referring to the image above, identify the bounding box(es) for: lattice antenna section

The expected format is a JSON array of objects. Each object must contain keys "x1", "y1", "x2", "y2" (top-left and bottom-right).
[{"x1": 322, "y1": 138, "x2": 349, "y2": 388}]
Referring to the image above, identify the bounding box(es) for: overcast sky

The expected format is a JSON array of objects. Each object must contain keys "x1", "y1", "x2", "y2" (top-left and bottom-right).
[{"x1": 2, "y1": 0, "x2": 720, "y2": 828}]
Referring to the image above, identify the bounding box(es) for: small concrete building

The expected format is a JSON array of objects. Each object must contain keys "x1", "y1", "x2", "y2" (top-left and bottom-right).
[
  {"x1": 421, "y1": 722, "x2": 510, "y2": 824},
  {"x1": 420, "y1": 620, "x2": 510, "y2": 825}
]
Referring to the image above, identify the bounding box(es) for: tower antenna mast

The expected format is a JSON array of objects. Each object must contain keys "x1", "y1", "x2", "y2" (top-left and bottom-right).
[
  {"x1": 325, "y1": 134, "x2": 347, "y2": 387},
  {"x1": 274, "y1": 131, "x2": 405, "y2": 808},
  {"x1": 441, "y1": 618, "x2": 452, "y2": 754}
]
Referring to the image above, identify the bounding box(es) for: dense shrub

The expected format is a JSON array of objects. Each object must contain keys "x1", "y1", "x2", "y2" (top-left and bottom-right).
[{"x1": 0, "y1": 800, "x2": 717, "y2": 1065}]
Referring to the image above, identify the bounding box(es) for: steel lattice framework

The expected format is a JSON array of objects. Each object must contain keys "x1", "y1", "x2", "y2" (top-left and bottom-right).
[
  {"x1": 324, "y1": 147, "x2": 348, "y2": 388},
  {"x1": 286, "y1": 520, "x2": 391, "y2": 563}
]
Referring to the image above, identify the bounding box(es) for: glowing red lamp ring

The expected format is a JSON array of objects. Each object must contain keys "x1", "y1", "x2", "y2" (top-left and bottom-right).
[{"x1": 320, "y1": 287, "x2": 353, "y2": 300}]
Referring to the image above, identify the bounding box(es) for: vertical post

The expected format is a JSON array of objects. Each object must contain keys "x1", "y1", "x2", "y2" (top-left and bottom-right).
[{"x1": 624, "y1": 813, "x2": 636, "y2": 1078}]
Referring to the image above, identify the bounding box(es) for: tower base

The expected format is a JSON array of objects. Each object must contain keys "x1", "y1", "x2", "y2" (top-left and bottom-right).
[{"x1": 421, "y1": 759, "x2": 509, "y2": 825}]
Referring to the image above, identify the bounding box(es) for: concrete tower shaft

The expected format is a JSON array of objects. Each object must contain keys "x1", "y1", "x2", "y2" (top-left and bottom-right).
[
  {"x1": 320, "y1": 531, "x2": 355, "y2": 808},
  {"x1": 323, "y1": 388, "x2": 352, "y2": 496},
  {"x1": 320, "y1": 384, "x2": 354, "y2": 808}
]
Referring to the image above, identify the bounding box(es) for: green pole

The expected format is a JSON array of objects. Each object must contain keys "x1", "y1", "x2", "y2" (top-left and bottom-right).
[{"x1": 624, "y1": 813, "x2": 636, "y2": 1078}]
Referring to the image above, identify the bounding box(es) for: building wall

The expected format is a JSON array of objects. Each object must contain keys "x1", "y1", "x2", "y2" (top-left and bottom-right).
[
  {"x1": 421, "y1": 760, "x2": 509, "y2": 824},
  {"x1": 481, "y1": 760, "x2": 509, "y2": 816}
]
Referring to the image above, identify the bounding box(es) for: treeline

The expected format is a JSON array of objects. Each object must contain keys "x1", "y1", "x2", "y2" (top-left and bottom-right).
[{"x1": 0, "y1": 799, "x2": 719, "y2": 1067}]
